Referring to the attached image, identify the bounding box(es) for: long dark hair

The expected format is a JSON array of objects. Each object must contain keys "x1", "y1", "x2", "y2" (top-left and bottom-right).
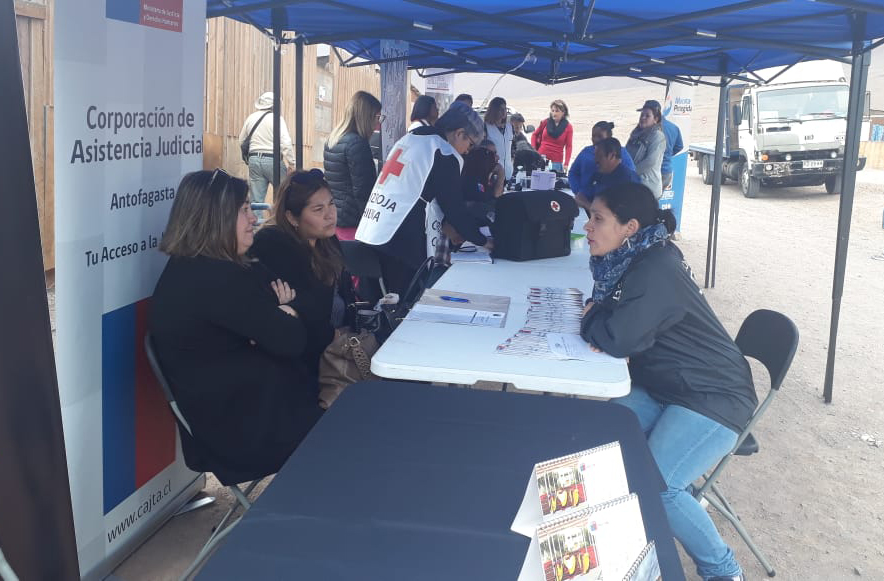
[
  {"x1": 484, "y1": 97, "x2": 507, "y2": 125},
  {"x1": 271, "y1": 169, "x2": 344, "y2": 285},
  {"x1": 160, "y1": 169, "x2": 249, "y2": 262},
  {"x1": 595, "y1": 182, "x2": 676, "y2": 234},
  {"x1": 593, "y1": 120, "x2": 615, "y2": 137},
  {"x1": 462, "y1": 147, "x2": 498, "y2": 192},
  {"x1": 411, "y1": 95, "x2": 437, "y2": 122}
]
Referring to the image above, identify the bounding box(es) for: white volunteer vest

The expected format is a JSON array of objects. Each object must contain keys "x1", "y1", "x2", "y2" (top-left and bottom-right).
[
  {"x1": 485, "y1": 121, "x2": 514, "y2": 178},
  {"x1": 356, "y1": 132, "x2": 463, "y2": 259}
]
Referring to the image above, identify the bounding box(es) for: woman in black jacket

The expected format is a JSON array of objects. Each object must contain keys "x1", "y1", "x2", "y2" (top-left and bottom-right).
[
  {"x1": 323, "y1": 91, "x2": 382, "y2": 239},
  {"x1": 355, "y1": 101, "x2": 491, "y2": 295},
  {"x1": 250, "y1": 168, "x2": 356, "y2": 376},
  {"x1": 149, "y1": 169, "x2": 323, "y2": 485},
  {"x1": 580, "y1": 182, "x2": 755, "y2": 581}
]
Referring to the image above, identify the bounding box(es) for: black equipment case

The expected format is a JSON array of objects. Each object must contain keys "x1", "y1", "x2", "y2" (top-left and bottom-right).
[{"x1": 491, "y1": 190, "x2": 578, "y2": 261}]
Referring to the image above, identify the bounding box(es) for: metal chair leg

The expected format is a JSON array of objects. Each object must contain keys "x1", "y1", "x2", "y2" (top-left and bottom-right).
[
  {"x1": 702, "y1": 489, "x2": 776, "y2": 577},
  {"x1": 179, "y1": 515, "x2": 244, "y2": 580},
  {"x1": 710, "y1": 482, "x2": 739, "y2": 517},
  {"x1": 179, "y1": 478, "x2": 265, "y2": 581}
]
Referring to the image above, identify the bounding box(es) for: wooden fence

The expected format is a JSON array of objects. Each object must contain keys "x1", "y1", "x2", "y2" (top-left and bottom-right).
[
  {"x1": 15, "y1": 0, "x2": 53, "y2": 269},
  {"x1": 204, "y1": 18, "x2": 381, "y2": 189},
  {"x1": 859, "y1": 141, "x2": 884, "y2": 170}
]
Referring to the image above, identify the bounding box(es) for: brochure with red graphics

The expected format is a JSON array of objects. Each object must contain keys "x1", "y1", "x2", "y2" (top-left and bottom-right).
[
  {"x1": 622, "y1": 541, "x2": 661, "y2": 581},
  {"x1": 517, "y1": 494, "x2": 647, "y2": 581},
  {"x1": 512, "y1": 442, "x2": 629, "y2": 537}
]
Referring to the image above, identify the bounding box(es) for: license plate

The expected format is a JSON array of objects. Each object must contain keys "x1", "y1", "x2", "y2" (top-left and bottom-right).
[{"x1": 803, "y1": 159, "x2": 824, "y2": 169}]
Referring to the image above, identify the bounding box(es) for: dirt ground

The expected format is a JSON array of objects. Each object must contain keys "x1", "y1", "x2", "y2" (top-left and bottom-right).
[{"x1": 105, "y1": 162, "x2": 884, "y2": 580}]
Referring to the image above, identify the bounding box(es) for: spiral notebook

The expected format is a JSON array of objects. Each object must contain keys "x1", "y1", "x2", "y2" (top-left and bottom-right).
[
  {"x1": 622, "y1": 541, "x2": 661, "y2": 581},
  {"x1": 511, "y1": 442, "x2": 629, "y2": 537},
  {"x1": 517, "y1": 493, "x2": 647, "y2": 581}
]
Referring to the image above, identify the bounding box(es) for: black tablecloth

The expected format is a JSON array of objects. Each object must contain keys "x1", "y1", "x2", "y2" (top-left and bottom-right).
[{"x1": 198, "y1": 381, "x2": 685, "y2": 580}]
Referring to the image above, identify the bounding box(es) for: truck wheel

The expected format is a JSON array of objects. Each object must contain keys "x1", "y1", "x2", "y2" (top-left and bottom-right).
[
  {"x1": 825, "y1": 174, "x2": 841, "y2": 195},
  {"x1": 740, "y1": 163, "x2": 760, "y2": 198},
  {"x1": 701, "y1": 155, "x2": 714, "y2": 185}
]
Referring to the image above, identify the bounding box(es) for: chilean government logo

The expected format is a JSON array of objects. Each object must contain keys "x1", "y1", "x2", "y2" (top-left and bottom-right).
[{"x1": 106, "y1": 0, "x2": 184, "y2": 32}]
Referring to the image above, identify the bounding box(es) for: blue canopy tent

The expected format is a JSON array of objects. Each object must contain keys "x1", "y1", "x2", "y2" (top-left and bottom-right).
[{"x1": 207, "y1": 0, "x2": 884, "y2": 403}]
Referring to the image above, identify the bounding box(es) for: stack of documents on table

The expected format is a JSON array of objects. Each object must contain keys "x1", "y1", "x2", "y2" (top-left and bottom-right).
[
  {"x1": 450, "y1": 242, "x2": 493, "y2": 264},
  {"x1": 496, "y1": 287, "x2": 584, "y2": 359},
  {"x1": 406, "y1": 289, "x2": 510, "y2": 327},
  {"x1": 496, "y1": 287, "x2": 623, "y2": 365}
]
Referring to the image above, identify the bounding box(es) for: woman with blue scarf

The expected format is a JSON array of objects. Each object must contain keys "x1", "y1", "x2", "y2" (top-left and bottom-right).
[{"x1": 580, "y1": 182, "x2": 756, "y2": 581}]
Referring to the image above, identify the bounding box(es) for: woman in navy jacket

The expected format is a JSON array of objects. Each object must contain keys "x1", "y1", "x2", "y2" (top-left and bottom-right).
[{"x1": 580, "y1": 182, "x2": 755, "y2": 581}]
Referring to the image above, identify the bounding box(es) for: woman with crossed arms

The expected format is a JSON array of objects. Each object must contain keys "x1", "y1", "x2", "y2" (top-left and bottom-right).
[{"x1": 150, "y1": 169, "x2": 324, "y2": 484}]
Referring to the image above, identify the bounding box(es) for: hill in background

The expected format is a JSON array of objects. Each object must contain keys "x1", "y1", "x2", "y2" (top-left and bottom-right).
[{"x1": 413, "y1": 46, "x2": 884, "y2": 154}]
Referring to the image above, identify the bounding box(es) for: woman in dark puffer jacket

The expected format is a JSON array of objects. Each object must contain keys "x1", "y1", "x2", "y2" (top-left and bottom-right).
[{"x1": 323, "y1": 91, "x2": 383, "y2": 239}]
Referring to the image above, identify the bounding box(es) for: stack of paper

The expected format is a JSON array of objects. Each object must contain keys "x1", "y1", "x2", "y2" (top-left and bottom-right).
[
  {"x1": 405, "y1": 289, "x2": 510, "y2": 328},
  {"x1": 451, "y1": 243, "x2": 493, "y2": 264},
  {"x1": 496, "y1": 287, "x2": 584, "y2": 358}
]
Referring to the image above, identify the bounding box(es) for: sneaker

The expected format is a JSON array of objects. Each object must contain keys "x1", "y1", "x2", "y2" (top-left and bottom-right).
[{"x1": 706, "y1": 574, "x2": 744, "y2": 581}]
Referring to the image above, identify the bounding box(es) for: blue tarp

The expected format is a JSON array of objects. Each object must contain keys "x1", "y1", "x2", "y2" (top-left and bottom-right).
[{"x1": 206, "y1": 0, "x2": 884, "y2": 84}]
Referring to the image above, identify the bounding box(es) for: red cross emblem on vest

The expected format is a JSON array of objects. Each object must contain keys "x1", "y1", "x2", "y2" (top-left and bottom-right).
[
  {"x1": 378, "y1": 148, "x2": 405, "y2": 184},
  {"x1": 550, "y1": 200, "x2": 561, "y2": 212}
]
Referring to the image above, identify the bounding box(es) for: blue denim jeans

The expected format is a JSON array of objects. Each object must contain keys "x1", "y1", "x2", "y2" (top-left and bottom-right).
[
  {"x1": 549, "y1": 161, "x2": 564, "y2": 172},
  {"x1": 612, "y1": 387, "x2": 741, "y2": 580},
  {"x1": 248, "y1": 155, "x2": 286, "y2": 219}
]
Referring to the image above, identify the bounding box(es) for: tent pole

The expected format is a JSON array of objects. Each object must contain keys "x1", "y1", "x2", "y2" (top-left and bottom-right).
[
  {"x1": 704, "y1": 73, "x2": 728, "y2": 288},
  {"x1": 823, "y1": 12, "x2": 869, "y2": 403},
  {"x1": 272, "y1": 27, "x2": 282, "y2": 189},
  {"x1": 295, "y1": 36, "x2": 305, "y2": 170}
]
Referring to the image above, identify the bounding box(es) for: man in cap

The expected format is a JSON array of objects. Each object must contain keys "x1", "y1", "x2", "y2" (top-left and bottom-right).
[
  {"x1": 238, "y1": 92, "x2": 297, "y2": 215},
  {"x1": 640, "y1": 99, "x2": 684, "y2": 191}
]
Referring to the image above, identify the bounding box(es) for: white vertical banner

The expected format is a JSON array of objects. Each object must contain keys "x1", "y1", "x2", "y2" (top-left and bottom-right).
[
  {"x1": 54, "y1": 1, "x2": 206, "y2": 578},
  {"x1": 663, "y1": 82, "x2": 693, "y2": 152},
  {"x1": 662, "y1": 82, "x2": 694, "y2": 231},
  {"x1": 380, "y1": 40, "x2": 409, "y2": 161},
  {"x1": 425, "y1": 68, "x2": 454, "y2": 115}
]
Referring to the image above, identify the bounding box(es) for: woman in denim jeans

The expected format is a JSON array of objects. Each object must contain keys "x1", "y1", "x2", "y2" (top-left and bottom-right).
[{"x1": 580, "y1": 182, "x2": 756, "y2": 581}]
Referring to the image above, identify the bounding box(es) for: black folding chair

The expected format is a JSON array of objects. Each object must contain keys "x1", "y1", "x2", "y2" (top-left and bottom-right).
[
  {"x1": 340, "y1": 239, "x2": 387, "y2": 302},
  {"x1": 143, "y1": 334, "x2": 266, "y2": 580},
  {"x1": 693, "y1": 309, "x2": 799, "y2": 578}
]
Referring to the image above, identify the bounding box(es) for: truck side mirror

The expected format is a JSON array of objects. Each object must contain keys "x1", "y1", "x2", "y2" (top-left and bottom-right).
[
  {"x1": 525, "y1": 124, "x2": 535, "y2": 134},
  {"x1": 732, "y1": 104, "x2": 743, "y2": 125}
]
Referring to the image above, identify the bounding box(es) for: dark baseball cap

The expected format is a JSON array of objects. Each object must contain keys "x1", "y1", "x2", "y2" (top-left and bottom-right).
[{"x1": 637, "y1": 99, "x2": 662, "y2": 112}]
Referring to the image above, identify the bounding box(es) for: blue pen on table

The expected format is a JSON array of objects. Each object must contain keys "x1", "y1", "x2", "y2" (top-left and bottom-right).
[{"x1": 440, "y1": 295, "x2": 470, "y2": 303}]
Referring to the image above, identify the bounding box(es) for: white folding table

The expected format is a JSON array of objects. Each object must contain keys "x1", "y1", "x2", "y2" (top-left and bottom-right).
[{"x1": 370, "y1": 239, "x2": 631, "y2": 398}]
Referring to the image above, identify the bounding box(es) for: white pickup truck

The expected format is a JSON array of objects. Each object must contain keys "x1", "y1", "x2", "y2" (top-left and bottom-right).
[{"x1": 689, "y1": 78, "x2": 866, "y2": 198}]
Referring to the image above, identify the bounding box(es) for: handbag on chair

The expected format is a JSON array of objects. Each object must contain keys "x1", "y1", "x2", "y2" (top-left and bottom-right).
[{"x1": 317, "y1": 328, "x2": 380, "y2": 409}]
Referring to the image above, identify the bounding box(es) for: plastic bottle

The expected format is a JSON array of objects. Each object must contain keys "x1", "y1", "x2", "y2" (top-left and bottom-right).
[{"x1": 516, "y1": 166, "x2": 527, "y2": 189}]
